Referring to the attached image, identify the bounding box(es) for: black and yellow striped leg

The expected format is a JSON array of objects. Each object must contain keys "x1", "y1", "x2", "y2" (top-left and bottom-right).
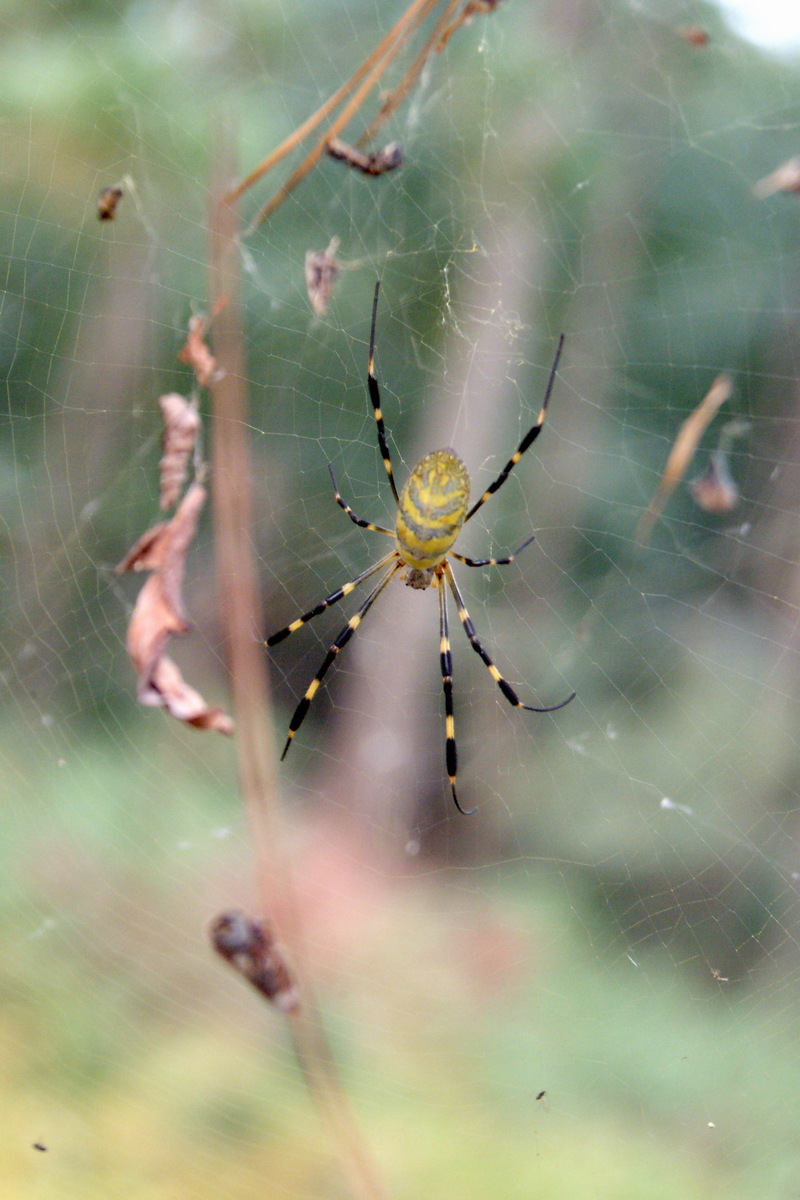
[
  {"x1": 451, "y1": 534, "x2": 536, "y2": 569},
  {"x1": 465, "y1": 333, "x2": 565, "y2": 523},
  {"x1": 266, "y1": 551, "x2": 398, "y2": 648},
  {"x1": 328, "y1": 465, "x2": 393, "y2": 535},
  {"x1": 438, "y1": 574, "x2": 477, "y2": 816},
  {"x1": 368, "y1": 281, "x2": 401, "y2": 505},
  {"x1": 279, "y1": 561, "x2": 402, "y2": 759},
  {"x1": 444, "y1": 561, "x2": 576, "y2": 714}
]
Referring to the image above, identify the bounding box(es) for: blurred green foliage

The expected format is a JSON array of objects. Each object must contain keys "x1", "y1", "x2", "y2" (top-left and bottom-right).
[{"x1": 3, "y1": 0, "x2": 800, "y2": 1196}]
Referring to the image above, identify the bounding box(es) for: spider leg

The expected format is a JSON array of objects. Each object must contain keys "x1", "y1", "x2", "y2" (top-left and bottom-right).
[
  {"x1": 266, "y1": 551, "x2": 398, "y2": 647},
  {"x1": 328, "y1": 465, "x2": 393, "y2": 535},
  {"x1": 279, "y1": 560, "x2": 402, "y2": 759},
  {"x1": 443, "y1": 560, "x2": 575, "y2": 713},
  {"x1": 437, "y1": 571, "x2": 477, "y2": 816},
  {"x1": 451, "y1": 534, "x2": 536, "y2": 569},
  {"x1": 368, "y1": 281, "x2": 401, "y2": 505},
  {"x1": 465, "y1": 333, "x2": 565, "y2": 523}
]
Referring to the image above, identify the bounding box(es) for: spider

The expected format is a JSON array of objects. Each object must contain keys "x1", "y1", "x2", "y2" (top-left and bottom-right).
[{"x1": 266, "y1": 283, "x2": 575, "y2": 814}]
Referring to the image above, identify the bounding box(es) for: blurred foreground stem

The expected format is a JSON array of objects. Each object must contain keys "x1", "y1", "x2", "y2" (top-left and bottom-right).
[{"x1": 208, "y1": 127, "x2": 390, "y2": 1200}]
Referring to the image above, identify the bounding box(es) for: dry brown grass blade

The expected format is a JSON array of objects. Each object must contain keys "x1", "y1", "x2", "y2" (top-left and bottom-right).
[
  {"x1": 229, "y1": 0, "x2": 504, "y2": 231},
  {"x1": 227, "y1": 0, "x2": 438, "y2": 211},
  {"x1": 636, "y1": 373, "x2": 733, "y2": 546},
  {"x1": 357, "y1": 0, "x2": 462, "y2": 147}
]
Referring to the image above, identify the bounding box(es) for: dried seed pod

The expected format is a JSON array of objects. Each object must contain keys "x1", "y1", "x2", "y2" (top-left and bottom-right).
[{"x1": 210, "y1": 910, "x2": 299, "y2": 1013}]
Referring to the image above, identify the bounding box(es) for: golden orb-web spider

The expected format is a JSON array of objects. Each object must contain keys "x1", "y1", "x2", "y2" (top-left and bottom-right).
[{"x1": 266, "y1": 283, "x2": 575, "y2": 814}]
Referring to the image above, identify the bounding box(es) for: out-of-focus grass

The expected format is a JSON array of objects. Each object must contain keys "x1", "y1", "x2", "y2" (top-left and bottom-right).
[{"x1": 2, "y1": 729, "x2": 798, "y2": 1200}]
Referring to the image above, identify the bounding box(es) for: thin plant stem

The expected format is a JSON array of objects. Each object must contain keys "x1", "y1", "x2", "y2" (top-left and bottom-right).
[{"x1": 208, "y1": 123, "x2": 391, "y2": 1200}]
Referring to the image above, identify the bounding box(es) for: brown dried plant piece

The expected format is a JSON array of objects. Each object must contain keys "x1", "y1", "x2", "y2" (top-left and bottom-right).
[
  {"x1": 158, "y1": 392, "x2": 201, "y2": 510},
  {"x1": 303, "y1": 234, "x2": 340, "y2": 316},
  {"x1": 636, "y1": 373, "x2": 733, "y2": 546},
  {"x1": 117, "y1": 483, "x2": 234, "y2": 734},
  {"x1": 97, "y1": 185, "x2": 123, "y2": 220},
  {"x1": 178, "y1": 314, "x2": 222, "y2": 388},
  {"x1": 326, "y1": 137, "x2": 404, "y2": 175},
  {"x1": 305, "y1": 238, "x2": 342, "y2": 317},
  {"x1": 210, "y1": 910, "x2": 299, "y2": 1013}
]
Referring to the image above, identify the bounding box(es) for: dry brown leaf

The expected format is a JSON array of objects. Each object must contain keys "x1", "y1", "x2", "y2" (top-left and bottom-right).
[
  {"x1": 158, "y1": 392, "x2": 200, "y2": 510},
  {"x1": 178, "y1": 314, "x2": 222, "y2": 388},
  {"x1": 115, "y1": 521, "x2": 170, "y2": 574},
  {"x1": 304, "y1": 237, "x2": 341, "y2": 317},
  {"x1": 117, "y1": 483, "x2": 233, "y2": 734},
  {"x1": 636, "y1": 373, "x2": 733, "y2": 546},
  {"x1": 146, "y1": 656, "x2": 234, "y2": 733}
]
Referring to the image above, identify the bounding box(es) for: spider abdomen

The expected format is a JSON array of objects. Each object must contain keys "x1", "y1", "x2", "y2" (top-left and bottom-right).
[{"x1": 395, "y1": 449, "x2": 470, "y2": 572}]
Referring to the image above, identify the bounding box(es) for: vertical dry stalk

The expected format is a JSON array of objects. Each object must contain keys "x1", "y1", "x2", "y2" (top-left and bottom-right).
[{"x1": 207, "y1": 127, "x2": 390, "y2": 1200}]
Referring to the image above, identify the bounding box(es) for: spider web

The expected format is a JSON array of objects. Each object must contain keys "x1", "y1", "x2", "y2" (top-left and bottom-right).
[{"x1": 3, "y1": 1, "x2": 800, "y2": 1197}]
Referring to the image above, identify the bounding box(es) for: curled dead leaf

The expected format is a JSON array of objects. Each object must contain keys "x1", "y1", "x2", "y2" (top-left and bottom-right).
[
  {"x1": 145, "y1": 656, "x2": 234, "y2": 733},
  {"x1": 117, "y1": 483, "x2": 233, "y2": 735},
  {"x1": 159, "y1": 392, "x2": 201, "y2": 510},
  {"x1": 178, "y1": 314, "x2": 222, "y2": 388}
]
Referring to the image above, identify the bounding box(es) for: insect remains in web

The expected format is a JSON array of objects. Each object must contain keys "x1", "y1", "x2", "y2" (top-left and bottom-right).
[
  {"x1": 97, "y1": 184, "x2": 123, "y2": 220},
  {"x1": 265, "y1": 282, "x2": 575, "y2": 814},
  {"x1": 326, "y1": 137, "x2": 404, "y2": 176}
]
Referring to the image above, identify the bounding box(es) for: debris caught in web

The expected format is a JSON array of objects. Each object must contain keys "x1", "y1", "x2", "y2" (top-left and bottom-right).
[
  {"x1": 305, "y1": 237, "x2": 342, "y2": 317},
  {"x1": 210, "y1": 910, "x2": 299, "y2": 1013}
]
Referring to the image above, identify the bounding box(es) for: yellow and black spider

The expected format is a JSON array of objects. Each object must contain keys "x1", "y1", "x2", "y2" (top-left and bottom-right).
[{"x1": 266, "y1": 282, "x2": 575, "y2": 814}]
